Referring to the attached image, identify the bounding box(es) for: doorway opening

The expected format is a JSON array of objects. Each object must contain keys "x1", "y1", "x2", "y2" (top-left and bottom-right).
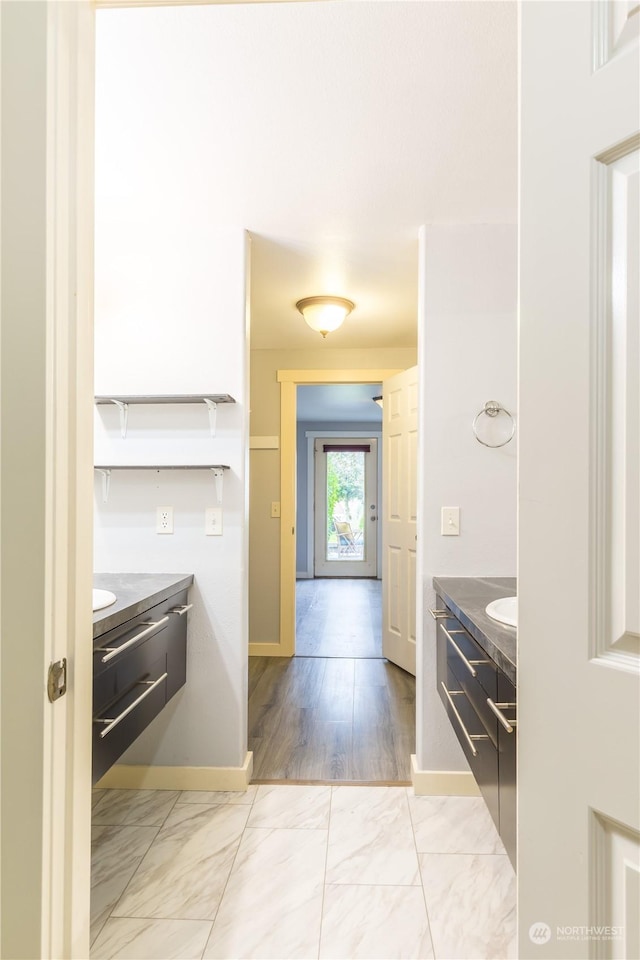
[
  {"x1": 248, "y1": 371, "x2": 418, "y2": 783},
  {"x1": 295, "y1": 384, "x2": 382, "y2": 660},
  {"x1": 294, "y1": 383, "x2": 383, "y2": 661}
]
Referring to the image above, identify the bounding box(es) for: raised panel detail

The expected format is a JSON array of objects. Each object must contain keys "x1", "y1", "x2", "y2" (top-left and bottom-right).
[
  {"x1": 408, "y1": 549, "x2": 417, "y2": 644},
  {"x1": 594, "y1": 0, "x2": 639, "y2": 71},
  {"x1": 388, "y1": 388, "x2": 402, "y2": 422},
  {"x1": 408, "y1": 429, "x2": 418, "y2": 522},
  {"x1": 387, "y1": 546, "x2": 401, "y2": 636},
  {"x1": 408, "y1": 379, "x2": 418, "y2": 416},
  {"x1": 591, "y1": 812, "x2": 640, "y2": 959},
  {"x1": 592, "y1": 138, "x2": 640, "y2": 669},
  {"x1": 388, "y1": 433, "x2": 402, "y2": 520}
]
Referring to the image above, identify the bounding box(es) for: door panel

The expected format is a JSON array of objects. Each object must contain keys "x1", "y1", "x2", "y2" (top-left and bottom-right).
[
  {"x1": 314, "y1": 438, "x2": 378, "y2": 577},
  {"x1": 408, "y1": 549, "x2": 417, "y2": 645},
  {"x1": 594, "y1": 141, "x2": 639, "y2": 664},
  {"x1": 519, "y1": 3, "x2": 639, "y2": 957},
  {"x1": 389, "y1": 433, "x2": 402, "y2": 518},
  {"x1": 388, "y1": 546, "x2": 401, "y2": 636},
  {"x1": 382, "y1": 366, "x2": 418, "y2": 675}
]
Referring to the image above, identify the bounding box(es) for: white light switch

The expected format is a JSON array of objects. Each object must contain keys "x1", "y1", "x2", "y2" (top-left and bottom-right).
[
  {"x1": 271, "y1": 501, "x2": 281, "y2": 518},
  {"x1": 205, "y1": 507, "x2": 223, "y2": 536},
  {"x1": 441, "y1": 506, "x2": 460, "y2": 536}
]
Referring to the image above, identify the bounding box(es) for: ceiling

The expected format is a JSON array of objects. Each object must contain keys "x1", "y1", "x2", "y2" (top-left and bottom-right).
[
  {"x1": 96, "y1": 1, "x2": 518, "y2": 349},
  {"x1": 297, "y1": 384, "x2": 383, "y2": 424}
]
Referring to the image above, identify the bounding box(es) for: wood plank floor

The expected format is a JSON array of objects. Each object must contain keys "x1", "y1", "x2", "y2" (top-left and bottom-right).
[
  {"x1": 296, "y1": 577, "x2": 382, "y2": 658},
  {"x1": 248, "y1": 655, "x2": 416, "y2": 782}
]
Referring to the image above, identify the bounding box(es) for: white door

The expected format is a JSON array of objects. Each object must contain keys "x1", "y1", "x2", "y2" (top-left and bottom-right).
[
  {"x1": 519, "y1": 3, "x2": 639, "y2": 958},
  {"x1": 0, "y1": 4, "x2": 94, "y2": 957},
  {"x1": 382, "y1": 366, "x2": 418, "y2": 676},
  {"x1": 314, "y1": 438, "x2": 378, "y2": 577}
]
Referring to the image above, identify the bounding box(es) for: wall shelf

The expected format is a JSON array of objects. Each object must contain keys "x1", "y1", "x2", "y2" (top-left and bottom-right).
[
  {"x1": 94, "y1": 465, "x2": 230, "y2": 504},
  {"x1": 95, "y1": 394, "x2": 236, "y2": 438}
]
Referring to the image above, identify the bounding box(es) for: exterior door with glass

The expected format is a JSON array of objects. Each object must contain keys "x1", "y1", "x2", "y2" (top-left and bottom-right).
[{"x1": 313, "y1": 438, "x2": 378, "y2": 577}]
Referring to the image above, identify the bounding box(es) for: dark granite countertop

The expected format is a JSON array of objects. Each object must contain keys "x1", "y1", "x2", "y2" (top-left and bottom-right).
[
  {"x1": 432, "y1": 576, "x2": 517, "y2": 683},
  {"x1": 93, "y1": 573, "x2": 194, "y2": 639}
]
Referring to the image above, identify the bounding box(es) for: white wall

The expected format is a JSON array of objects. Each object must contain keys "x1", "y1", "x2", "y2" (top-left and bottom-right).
[
  {"x1": 94, "y1": 224, "x2": 250, "y2": 769},
  {"x1": 417, "y1": 224, "x2": 517, "y2": 772},
  {"x1": 94, "y1": 187, "x2": 250, "y2": 766}
]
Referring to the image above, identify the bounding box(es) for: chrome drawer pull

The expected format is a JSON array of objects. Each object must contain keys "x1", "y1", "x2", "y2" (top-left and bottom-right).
[
  {"x1": 440, "y1": 681, "x2": 489, "y2": 757},
  {"x1": 429, "y1": 608, "x2": 449, "y2": 620},
  {"x1": 441, "y1": 626, "x2": 488, "y2": 677},
  {"x1": 96, "y1": 672, "x2": 168, "y2": 738},
  {"x1": 169, "y1": 604, "x2": 193, "y2": 617},
  {"x1": 99, "y1": 616, "x2": 170, "y2": 663},
  {"x1": 487, "y1": 699, "x2": 516, "y2": 733}
]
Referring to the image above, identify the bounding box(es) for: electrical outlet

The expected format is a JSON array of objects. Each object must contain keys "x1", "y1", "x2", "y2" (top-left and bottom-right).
[
  {"x1": 441, "y1": 506, "x2": 460, "y2": 536},
  {"x1": 205, "y1": 507, "x2": 223, "y2": 536},
  {"x1": 156, "y1": 506, "x2": 174, "y2": 534},
  {"x1": 271, "y1": 501, "x2": 281, "y2": 518}
]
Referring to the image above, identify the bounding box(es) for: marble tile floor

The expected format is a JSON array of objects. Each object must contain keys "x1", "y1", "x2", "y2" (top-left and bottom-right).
[{"x1": 91, "y1": 785, "x2": 516, "y2": 960}]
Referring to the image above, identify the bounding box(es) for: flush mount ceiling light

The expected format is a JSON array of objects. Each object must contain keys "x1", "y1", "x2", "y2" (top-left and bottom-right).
[{"x1": 295, "y1": 296, "x2": 355, "y2": 339}]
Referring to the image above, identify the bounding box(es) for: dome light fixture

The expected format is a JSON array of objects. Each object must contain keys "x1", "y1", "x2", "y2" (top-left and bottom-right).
[{"x1": 295, "y1": 295, "x2": 355, "y2": 339}]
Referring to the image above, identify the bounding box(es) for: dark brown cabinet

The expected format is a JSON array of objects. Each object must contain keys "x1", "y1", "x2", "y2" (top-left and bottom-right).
[
  {"x1": 92, "y1": 588, "x2": 189, "y2": 784},
  {"x1": 436, "y1": 597, "x2": 517, "y2": 866},
  {"x1": 496, "y1": 671, "x2": 517, "y2": 862}
]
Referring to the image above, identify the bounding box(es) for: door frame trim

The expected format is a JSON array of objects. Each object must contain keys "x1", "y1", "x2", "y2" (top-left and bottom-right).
[
  {"x1": 1, "y1": 4, "x2": 95, "y2": 956},
  {"x1": 274, "y1": 369, "x2": 402, "y2": 656}
]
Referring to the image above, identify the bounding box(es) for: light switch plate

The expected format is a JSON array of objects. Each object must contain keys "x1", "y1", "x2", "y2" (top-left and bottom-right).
[
  {"x1": 271, "y1": 501, "x2": 281, "y2": 518},
  {"x1": 441, "y1": 506, "x2": 460, "y2": 536},
  {"x1": 205, "y1": 507, "x2": 223, "y2": 536}
]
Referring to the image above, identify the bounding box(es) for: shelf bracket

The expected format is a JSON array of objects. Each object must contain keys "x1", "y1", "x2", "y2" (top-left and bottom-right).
[
  {"x1": 212, "y1": 467, "x2": 224, "y2": 504},
  {"x1": 110, "y1": 399, "x2": 129, "y2": 438},
  {"x1": 97, "y1": 469, "x2": 111, "y2": 503},
  {"x1": 203, "y1": 398, "x2": 218, "y2": 437}
]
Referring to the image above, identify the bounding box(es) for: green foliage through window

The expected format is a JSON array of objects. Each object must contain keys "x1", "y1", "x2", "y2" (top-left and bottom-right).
[{"x1": 326, "y1": 451, "x2": 365, "y2": 538}]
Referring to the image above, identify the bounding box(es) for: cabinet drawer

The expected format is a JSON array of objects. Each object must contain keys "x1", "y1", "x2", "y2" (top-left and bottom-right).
[
  {"x1": 94, "y1": 628, "x2": 168, "y2": 715},
  {"x1": 497, "y1": 672, "x2": 517, "y2": 866},
  {"x1": 94, "y1": 603, "x2": 171, "y2": 680},
  {"x1": 439, "y1": 665, "x2": 499, "y2": 830},
  {"x1": 438, "y1": 618, "x2": 498, "y2": 699},
  {"x1": 93, "y1": 590, "x2": 188, "y2": 705},
  {"x1": 92, "y1": 653, "x2": 167, "y2": 783}
]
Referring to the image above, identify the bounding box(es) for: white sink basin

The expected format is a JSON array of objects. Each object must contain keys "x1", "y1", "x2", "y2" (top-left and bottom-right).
[
  {"x1": 93, "y1": 588, "x2": 117, "y2": 612},
  {"x1": 485, "y1": 596, "x2": 517, "y2": 628}
]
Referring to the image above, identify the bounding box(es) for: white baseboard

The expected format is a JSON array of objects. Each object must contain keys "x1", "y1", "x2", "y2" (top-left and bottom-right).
[
  {"x1": 96, "y1": 751, "x2": 254, "y2": 792},
  {"x1": 410, "y1": 755, "x2": 481, "y2": 796},
  {"x1": 249, "y1": 642, "x2": 289, "y2": 658},
  {"x1": 296, "y1": 571, "x2": 312, "y2": 579}
]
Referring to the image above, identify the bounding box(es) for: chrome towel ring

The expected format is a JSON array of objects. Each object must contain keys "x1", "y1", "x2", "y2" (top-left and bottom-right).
[{"x1": 472, "y1": 401, "x2": 516, "y2": 448}]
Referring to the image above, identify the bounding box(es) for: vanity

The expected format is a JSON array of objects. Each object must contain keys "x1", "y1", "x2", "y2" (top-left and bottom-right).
[
  {"x1": 433, "y1": 576, "x2": 517, "y2": 866},
  {"x1": 92, "y1": 573, "x2": 194, "y2": 784}
]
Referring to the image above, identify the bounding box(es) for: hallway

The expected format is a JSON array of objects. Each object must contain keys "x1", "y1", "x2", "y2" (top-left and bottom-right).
[
  {"x1": 250, "y1": 578, "x2": 413, "y2": 781},
  {"x1": 248, "y1": 655, "x2": 414, "y2": 781},
  {"x1": 296, "y1": 578, "x2": 382, "y2": 659}
]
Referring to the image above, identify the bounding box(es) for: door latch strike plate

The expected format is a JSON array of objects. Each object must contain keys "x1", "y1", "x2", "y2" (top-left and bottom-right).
[{"x1": 47, "y1": 658, "x2": 67, "y2": 702}]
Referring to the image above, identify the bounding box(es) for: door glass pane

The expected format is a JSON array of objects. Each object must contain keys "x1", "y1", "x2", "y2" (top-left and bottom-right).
[{"x1": 326, "y1": 450, "x2": 365, "y2": 561}]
